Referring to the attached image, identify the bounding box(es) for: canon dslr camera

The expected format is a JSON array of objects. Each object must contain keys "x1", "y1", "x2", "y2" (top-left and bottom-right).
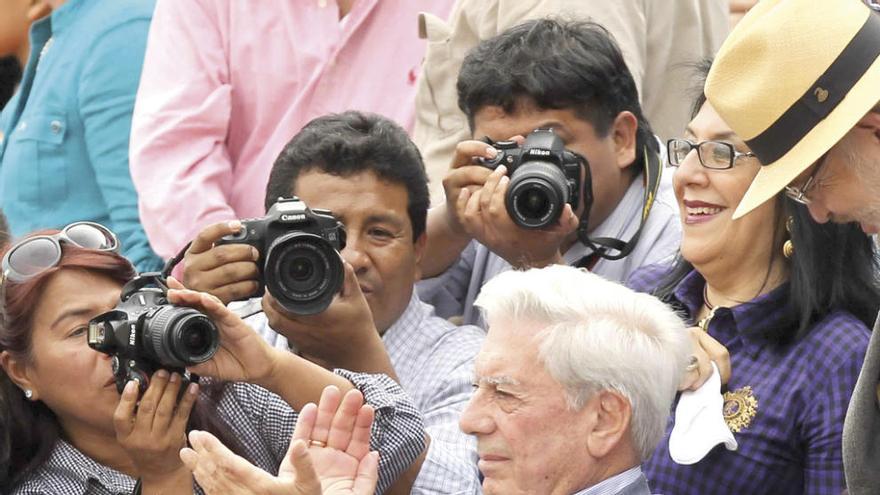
[
  {"x1": 479, "y1": 128, "x2": 585, "y2": 229},
  {"x1": 216, "y1": 197, "x2": 346, "y2": 315},
  {"x1": 88, "y1": 273, "x2": 220, "y2": 394}
]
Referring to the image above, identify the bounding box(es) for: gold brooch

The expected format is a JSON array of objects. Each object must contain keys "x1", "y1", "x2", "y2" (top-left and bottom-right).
[
  {"x1": 723, "y1": 386, "x2": 758, "y2": 433},
  {"x1": 814, "y1": 87, "x2": 829, "y2": 103}
]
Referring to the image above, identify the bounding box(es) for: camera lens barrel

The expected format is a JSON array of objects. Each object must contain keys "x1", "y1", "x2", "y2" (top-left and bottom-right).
[
  {"x1": 506, "y1": 161, "x2": 570, "y2": 229},
  {"x1": 263, "y1": 232, "x2": 345, "y2": 315},
  {"x1": 144, "y1": 306, "x2": 220, "y2": 367}
]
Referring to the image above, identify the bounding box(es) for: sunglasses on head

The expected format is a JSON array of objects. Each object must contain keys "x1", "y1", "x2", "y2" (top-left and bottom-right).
[{"x1": 1, "y1": 222, "x2": 119, "y2": 285}]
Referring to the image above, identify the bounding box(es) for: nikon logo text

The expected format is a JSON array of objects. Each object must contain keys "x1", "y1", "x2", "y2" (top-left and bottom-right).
[
  {"x1": 529, "y1": 150, "x2": 551, "y2": 156},
  {"x1": 281, "y1": 214, "x2": 306, "y2": 222}
]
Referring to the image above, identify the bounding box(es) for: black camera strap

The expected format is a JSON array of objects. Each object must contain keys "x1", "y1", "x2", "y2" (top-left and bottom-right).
[
  {"x1": 576, "y1": 144, "x2": 663, "y2": 261},
  {"x1": 163, "y1": 241, "x2": 193, "y2": 279}
]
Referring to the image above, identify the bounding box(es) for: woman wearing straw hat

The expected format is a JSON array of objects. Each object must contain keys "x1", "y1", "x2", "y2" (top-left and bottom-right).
[
  {"x1": 703, "y1": 0, "x2": 880, "y2": 493},
  {"x1": 627, "y1": 58, "x2": 880, "y2": 494}
]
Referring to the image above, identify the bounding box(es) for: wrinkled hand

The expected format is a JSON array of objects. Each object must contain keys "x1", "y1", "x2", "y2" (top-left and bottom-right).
[
  {"x1": 679, "y1": 326, "x2": 731, "y2": 391},
  {"x1": 458, "y1": 164, "x2": 578, "y2": 268},
  {"x1": 180, "y1": 386, "x2": 379, "y2": 495},
  {"x1": 115, "y1": 370, "x2": 197, "y2": 484},
  {"x1": 183, "y1": 221, "x2": 260, "y2": 304},
  {"x1": 166, "y1": 277, "x2": 276, "y2": 385},
  {"x1": 262, "y1": 262, "x2": 383, "y2": 371}
]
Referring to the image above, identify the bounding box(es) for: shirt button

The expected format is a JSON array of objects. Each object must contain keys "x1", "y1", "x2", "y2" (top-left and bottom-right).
[
  {"x1": 50, "y1": 120, "x2": 62, "y2": 134},
  {"x1": 318, "y1": 0, "x2": 327, "y2": 7},
  {"x1": 18, "y1": 121, "x2": 27, "y2": 131}
]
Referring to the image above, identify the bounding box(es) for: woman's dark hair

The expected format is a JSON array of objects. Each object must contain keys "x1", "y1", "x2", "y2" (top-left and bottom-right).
[
  {"x1": 265, "y1": 111, "x2": 429, "y2": 242},
  {"x1": 456, "y1": 18, "x2": 658, "y2": 166},
  {"x1": 0, "y1": 238, "x2": 247, "y2": 490},
  {"x1": 654, "y1": 59, "x2": 880, "y2": 340}
]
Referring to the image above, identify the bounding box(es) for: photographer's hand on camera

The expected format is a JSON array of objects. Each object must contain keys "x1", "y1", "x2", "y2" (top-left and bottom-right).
[
  {"x1": 166, "y1": 277, "x2": 277, "y2": 383},
  {"x1": 165, "y1": 278, "x2": 354, "y2": 410},
  {"x1": 459, "y1": 164, "x2": 579, "y2": 269},
  {"x1": 114, "y1": 370, "x2": 198, "y2": 493},
  {"x1": 420, "y1": 140, "x2": 497, "y2": 278},
  {"x1": 262, "y1": 262, "x2": 396, "y2": 380},
  {"x1": 183, "y1": 221, "x2": 261, "y2": 304}
]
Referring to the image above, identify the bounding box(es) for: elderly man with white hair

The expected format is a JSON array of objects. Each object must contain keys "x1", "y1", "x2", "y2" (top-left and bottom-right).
[
  {"x1": 175, "y1": 265, "x2": 690, "y2": 495},
  {"x1": 462, "y1": 264, "x2": 691, "y2": 495}
]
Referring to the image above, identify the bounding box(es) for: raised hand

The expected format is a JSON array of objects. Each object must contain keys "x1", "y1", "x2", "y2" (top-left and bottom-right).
[{"x1": 180, "y1": 386, "x2": 379, "y2": 495}]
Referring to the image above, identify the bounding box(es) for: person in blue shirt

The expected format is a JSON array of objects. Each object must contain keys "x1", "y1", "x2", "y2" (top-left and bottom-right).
[{"x1": 0, "y1": 0, "x2": 162, "y2": 271}]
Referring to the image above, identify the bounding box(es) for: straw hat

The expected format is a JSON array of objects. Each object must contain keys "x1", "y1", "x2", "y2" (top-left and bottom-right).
[{"x1": 705, "y1": 0, "x2": 880, "y2": 219}]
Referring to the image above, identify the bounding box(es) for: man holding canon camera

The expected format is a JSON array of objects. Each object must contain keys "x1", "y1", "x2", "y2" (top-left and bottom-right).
[
  {"x1": 418, "y1": 18, "x2": 682, "y2": 325},
  {"x1": 180, "y1": 111, "x2": 484, "y2": 494}
]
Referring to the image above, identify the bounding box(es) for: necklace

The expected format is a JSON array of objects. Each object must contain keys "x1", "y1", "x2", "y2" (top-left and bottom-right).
[{"x1": 696, "y1": 284, "x2": 717, "y2": 332}]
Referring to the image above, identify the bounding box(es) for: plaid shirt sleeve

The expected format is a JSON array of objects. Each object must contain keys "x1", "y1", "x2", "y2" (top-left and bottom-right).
[
  {"x1": 801, "y1": 329, "x2": 868, "y2": 495},
  {"x1": 335, "y1": 369, "x2": 428, "y2": 492}
]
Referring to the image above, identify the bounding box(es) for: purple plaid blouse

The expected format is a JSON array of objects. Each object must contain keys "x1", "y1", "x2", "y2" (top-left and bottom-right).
[{"x1": 628, "y1": 264, "x2": 870, "y2": 495}]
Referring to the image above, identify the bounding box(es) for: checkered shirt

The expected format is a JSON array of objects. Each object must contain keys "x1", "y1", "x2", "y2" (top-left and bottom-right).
[
  {"x1": 253, "y1": 292, "x2": 485, "y2": 494},
  {"x1": 9, "y1": 372, "x2": 425, "y2": 494},
  {"x1": 628, "y1": 264, "x2": 871, "y2": 495}
]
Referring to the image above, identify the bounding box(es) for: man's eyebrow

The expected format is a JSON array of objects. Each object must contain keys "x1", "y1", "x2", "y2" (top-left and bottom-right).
[
  {"x1": 474, "y1": 374, "x2": 521, "y2": 387},
  {"x1": 364, "y1": 212, "x2": 406, "y2": 228}
]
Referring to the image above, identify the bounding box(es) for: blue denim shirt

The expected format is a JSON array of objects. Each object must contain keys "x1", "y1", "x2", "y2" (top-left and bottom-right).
[{"x1": 0, "y1": 0, "x2": 162, "y2": 271}]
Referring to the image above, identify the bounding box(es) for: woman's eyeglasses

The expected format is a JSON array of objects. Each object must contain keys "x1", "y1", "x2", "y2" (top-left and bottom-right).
[
  {"x1": 1, "y1": 222, "x2": 119, "y2": 285},
  {"x1": 666, "y1": 138, "x2": 756, "y2": 170}
]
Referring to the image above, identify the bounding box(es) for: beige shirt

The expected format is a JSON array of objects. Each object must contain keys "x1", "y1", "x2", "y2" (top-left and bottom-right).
[{"x1": 414, "y1": 0, "x2": 729, "y2": 204}]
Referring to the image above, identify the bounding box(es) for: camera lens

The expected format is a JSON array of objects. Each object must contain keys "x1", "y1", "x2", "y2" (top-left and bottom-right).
[
  {"x1": 264, "y1": 233, "x2": 344, "y2": 315},
  {"x1": 516, "y1": 189, "x2": 550, "y2": 220},
  {"x1": 288, "y1": 256, "x2": 315, "y2": 282},
  {"x1": 144, "y1": 306, "x2": 220, "y2": 367},
  {"x1": 177, "y1": 317, "x2": 215, "y2": 358},
  {"x1": 506, "y1": 161, "x2": 570, "y2": 229}
]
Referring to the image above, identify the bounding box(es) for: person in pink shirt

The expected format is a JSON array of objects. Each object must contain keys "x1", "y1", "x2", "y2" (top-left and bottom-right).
[{"x1": 130, "y1": 0, "x2": 454, "y2": 259}]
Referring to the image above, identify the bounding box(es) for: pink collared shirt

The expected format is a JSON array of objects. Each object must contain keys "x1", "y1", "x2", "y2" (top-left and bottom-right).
[{"x1": 130, "y1": 0, "x2": 454, "y2": 258}]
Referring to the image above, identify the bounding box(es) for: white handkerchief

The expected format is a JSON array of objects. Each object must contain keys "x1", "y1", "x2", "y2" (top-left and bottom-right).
[{"x1": 669, "y1": 363, "x2": 738, "y2": 465}]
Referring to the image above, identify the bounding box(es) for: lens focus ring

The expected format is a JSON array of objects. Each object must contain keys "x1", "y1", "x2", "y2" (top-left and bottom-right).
[
  {"x1": 506, "y1": 161, "x2": 570, "y2": 229},
  {"x1": 145, "y1": 306, "x2": 219, "y2": 367}
]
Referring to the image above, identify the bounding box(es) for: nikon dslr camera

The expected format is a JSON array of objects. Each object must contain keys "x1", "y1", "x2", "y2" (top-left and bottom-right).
[
  {"x1": 216, "y1": 197, "x2": 346, "y2": 315},
  {"x1": 88, "y1": 274, "x2": 220, "y2": 394},
  {"x1": 479, "y1": 128, "x2": 585, "y2": 229}
]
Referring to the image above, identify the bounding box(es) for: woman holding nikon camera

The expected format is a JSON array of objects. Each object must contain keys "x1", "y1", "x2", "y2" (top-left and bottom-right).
[{"x1": 0, "y1": 223, "x2": 424, "y2": 493}]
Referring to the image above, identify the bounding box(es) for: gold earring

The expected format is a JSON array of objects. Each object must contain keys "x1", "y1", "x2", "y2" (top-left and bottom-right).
[{"x1": 783, "y1": 216, "x2": 794, "y2": 258}]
